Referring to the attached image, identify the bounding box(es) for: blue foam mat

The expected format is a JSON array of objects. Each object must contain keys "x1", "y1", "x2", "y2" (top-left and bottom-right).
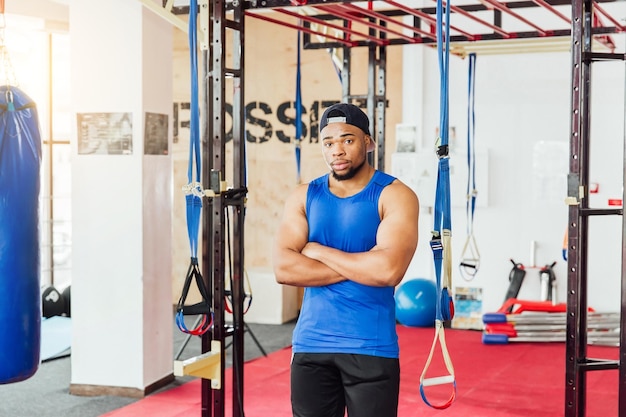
[{"x1": 41, "y1": 316, "x2": 71, "y2": 362}]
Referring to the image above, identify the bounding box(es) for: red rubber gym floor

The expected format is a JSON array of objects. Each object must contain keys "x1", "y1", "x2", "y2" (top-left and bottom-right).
[{"x1": 103, "y1": 325, "x2": 618, "y2": 417}]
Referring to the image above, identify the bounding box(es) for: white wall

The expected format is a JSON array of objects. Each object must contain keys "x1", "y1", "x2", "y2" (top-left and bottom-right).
[
  {"x1": 70, "y1": 0, "x2": 173, "y2": 393},
  {"x1": 401, "y1": 41, "x2": 625, "y2": 314}
]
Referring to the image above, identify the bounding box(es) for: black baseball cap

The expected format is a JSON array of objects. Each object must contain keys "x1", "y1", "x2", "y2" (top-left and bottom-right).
[{"x1": 320, "y1": 103, "x2": 372, "y2": 137}]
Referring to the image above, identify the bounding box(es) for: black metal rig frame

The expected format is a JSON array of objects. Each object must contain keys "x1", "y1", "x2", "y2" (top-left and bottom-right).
[
  {"x1": 164, "y1": 1, "x2": 626, "y2": 416},
  {"x1": 567, "y1": 1, "x2": 625, "y2": 416}
]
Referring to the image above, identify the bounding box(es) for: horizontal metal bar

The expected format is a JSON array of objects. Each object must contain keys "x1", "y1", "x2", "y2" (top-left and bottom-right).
[
  {"x1": 480, "y1": 0, "x2": 548, "y2": 35},
  {"x1": 365, "y1": 1, "x2": 439, "y2": 41},
  {"x1": 245, "y1": 11, "x2": 356, "y2": 46},
  {"x1": 339, "y1": 3, "x2": 422, "y2": 42},
  {"x1": 236, "y1": 0, "x2": 624, "y2": 49},
  {"x1": 578, "y1": 359, "x2": 619, "y2": 371},
  {"x1": 275, "y1": 8, "x2": 386, "y2": 45},
  {"x1": 417, "y1": 0, "x2": 620, "y2": 15},
  {"x1": 315, "y1": 4, "x2": 419, "y2": 44},
  {"x1": 224, "y1": 68, "x2": 242, "y2": 78},
  {"x1": 532, "y1": 0, "x2": 571, "y2": 24},
  {"x1": 579, "y1": 207, "x2": 623, "y2": 216},
  {"x1": 593, "y1": 1, "x2": 626, "y2": 32},
  {"x1": 445, "y1": 1, "x2": 510, "y2": 38},
  {"x1": 225, "y1": 18, "x2": 241, "y2": 31},
  {"x1": 583, "y1": 52, "x2": 626, "y2": 61},
  {"x1": 346, "y1": 94, "x2": 369, "y2": 101},
  {"x1": 384, "y1": 0, "x2": 474, "y2": 40},
  {"x1": 240, "y1": 0, "x2": 622, "y2": 12}
]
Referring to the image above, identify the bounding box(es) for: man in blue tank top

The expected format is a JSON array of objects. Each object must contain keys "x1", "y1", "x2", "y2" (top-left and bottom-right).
[{"x1": 274, "y1": 103, "x2": 420, "y2": 417}]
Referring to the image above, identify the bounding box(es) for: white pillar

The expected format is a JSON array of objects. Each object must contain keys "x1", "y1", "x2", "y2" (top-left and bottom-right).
[{"x1": 69, "y1": 0, "x2": 174, "y2": 397}]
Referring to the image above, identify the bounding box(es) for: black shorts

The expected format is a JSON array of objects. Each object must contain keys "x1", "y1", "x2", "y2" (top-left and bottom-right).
[{"x1": 291, "y1": 352, "x2": 400, "y2": 417}]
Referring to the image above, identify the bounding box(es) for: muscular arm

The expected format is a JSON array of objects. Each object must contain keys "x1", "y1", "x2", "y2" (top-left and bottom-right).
[
  {"x1": 302, "y1": 181, "x2": 419, "y2": 287},
  {"x1": 273, "y1": 184, "x2": 346, "y2": 287}
]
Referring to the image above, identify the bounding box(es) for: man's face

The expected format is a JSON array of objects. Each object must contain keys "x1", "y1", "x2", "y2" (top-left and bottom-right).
[{"x1": 320, "y1": 122, "x2": 371, "y2": 181}]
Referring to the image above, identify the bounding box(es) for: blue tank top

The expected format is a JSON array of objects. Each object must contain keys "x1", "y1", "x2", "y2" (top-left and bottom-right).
[{"x1": 292, "y1": 170, "x2": 399, "y2": 358}]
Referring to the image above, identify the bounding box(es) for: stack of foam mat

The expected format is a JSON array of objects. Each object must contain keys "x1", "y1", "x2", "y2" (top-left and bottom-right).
[{"x1": 482, "y1": 299, "x2": 619, "y2": 346}]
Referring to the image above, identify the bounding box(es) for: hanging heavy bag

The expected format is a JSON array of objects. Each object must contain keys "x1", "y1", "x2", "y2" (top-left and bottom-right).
[{"x1": 0, "y1": 86, "x2": 43, "y2": 384}]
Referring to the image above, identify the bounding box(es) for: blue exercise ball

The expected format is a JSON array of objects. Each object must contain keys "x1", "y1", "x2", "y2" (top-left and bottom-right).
[{"x1": 395, "y1": 278, "x2": 437, "y2": 327}]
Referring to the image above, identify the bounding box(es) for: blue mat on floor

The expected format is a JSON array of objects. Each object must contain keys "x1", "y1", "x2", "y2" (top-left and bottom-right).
[{"x1": 41, "y1": 316, "x2": 71, "y2": 362}]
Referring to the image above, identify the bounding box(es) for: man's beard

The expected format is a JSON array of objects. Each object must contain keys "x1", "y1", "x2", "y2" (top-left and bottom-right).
[{"x1": 331, "y1": 159, "x2": 365, "y2": 181}]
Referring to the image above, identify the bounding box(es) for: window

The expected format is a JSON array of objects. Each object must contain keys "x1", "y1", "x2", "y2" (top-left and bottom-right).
[{"x1": 3, "y1": 16, "x2": 72, "y2": 290}]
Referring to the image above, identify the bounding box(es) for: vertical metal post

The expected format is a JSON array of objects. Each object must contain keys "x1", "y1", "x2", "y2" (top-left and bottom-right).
[
  {"x1": 207, "y1": 1, "x2": 227, "y2": 416},
  {"x1": 367, "y1": 43, "x2": 376, "y2": 168},
  {"x1": 201, "y1": 44, "x2": 214, "y2": 417},
  {"x1": 230, "y1": 2, "x2": 246, "y2": 416},
  {"x1": 565, "y1": 0, "x2": 592, "y2": 415},
  {"x1": 375, "y1": 26, "x2": 387, "y2": 172},
  {"x1": 203, "y1": 2, "x2": 246, "y2": 416},
  {"x1": 620, "y1": 49, "x2": 626, "y2": 417},
  {"x1": 341, "y1": 45, "x2": 351, "y2": 103},
  {"x1": 366, "y1": 43, "x2": 386, "y2": 171}
]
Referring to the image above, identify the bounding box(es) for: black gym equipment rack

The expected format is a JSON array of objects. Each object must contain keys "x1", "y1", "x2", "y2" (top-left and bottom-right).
[
  {"x1": 159, "y1": 1, "x2": 625, "y2": 416},
  {"x1": 566, "y1": 1, "x2": 625, "y2": 416}
]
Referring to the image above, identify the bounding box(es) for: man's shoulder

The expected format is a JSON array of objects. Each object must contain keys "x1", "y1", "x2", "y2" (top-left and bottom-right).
[
  {"x1": 380, "y1": 176, "x2": 419, "y2": 203},
  {"x1": 373, "y1": 170, "x2": 396, "y2": 181},
  {"x1": 309, "y1": 173, "x2": 329, "y2": 186}
]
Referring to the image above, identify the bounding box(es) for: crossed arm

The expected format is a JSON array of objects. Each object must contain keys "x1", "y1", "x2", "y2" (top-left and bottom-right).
[{"x1": 273, "y1": 181, "x2": 419, "y2": 288}]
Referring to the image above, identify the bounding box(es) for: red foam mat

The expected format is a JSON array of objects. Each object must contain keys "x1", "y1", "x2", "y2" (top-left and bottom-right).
[{"x1": 103, "y1": 326, "x2": 618, "y2": 417}]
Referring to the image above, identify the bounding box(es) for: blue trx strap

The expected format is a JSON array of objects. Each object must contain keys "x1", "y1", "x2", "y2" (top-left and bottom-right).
[
  {"x1": 295, "y1": 30, "x2": 303, "y2": 184},
  {"x1": 176, "y1": 0, "x2": 213, "y2": 336},
  {"x1": 420, "y1": 0, "x2": 456, "y2": 409},
  {"x1": 432, "y1": 0, "x2": 454, "y2": 328},
  {"x1": 459, "y1": 53, "x2": 480, "y2": 280}
]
